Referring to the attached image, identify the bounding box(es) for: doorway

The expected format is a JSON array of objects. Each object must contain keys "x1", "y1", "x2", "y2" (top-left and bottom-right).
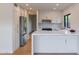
[{"x1": 29, "y1": 14, "x2": 37, "y2": 34}]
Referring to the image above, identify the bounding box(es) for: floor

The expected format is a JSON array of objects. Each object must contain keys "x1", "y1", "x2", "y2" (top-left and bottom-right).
[{"x1": 13, "y1": 37, "x2": 32, "y2": 55}]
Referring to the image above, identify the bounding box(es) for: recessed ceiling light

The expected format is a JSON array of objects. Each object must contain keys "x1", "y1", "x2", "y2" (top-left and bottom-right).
[
  {"x1": 26, "y1": 4, "x2": 29, "y2": 6},
  {"x1": 56, "y1": 3, "x2": 59, "y2": 6},
  {"x1": 53, "y1": 8, "x2": 56, "y2": 10},
  {"x1": 30, "y1": 8, "x2": 32, "y2": 10}
]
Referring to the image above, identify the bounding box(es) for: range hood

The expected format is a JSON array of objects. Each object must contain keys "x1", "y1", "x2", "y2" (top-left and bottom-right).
[{"x1": 42, "y1": 19, "x2": 51, "y2": 23}]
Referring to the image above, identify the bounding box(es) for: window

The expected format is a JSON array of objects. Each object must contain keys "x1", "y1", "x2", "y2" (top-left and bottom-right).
[{"x1": 64, "y1": 14, "x2": 71, "y2": 29}]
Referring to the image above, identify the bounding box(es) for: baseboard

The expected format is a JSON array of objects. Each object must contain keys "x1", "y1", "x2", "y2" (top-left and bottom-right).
[
  {"x1": 0, "y1": 50, "x2": 14, "y2": 55},
  {"x1": 34, "y1": 53, "x2": 78, "y2": 55}
]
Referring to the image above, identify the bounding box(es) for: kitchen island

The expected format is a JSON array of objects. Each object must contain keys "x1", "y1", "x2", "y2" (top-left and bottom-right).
[{"x1": 32, "y1": 30, "x2": 79, "y2": 55}]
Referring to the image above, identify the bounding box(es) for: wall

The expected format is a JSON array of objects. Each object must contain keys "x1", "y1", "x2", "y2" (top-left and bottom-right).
[
  {"x1": 0, "y1": 4, "x2": 28, "y2": 53},
  {"x1": 28, "y1": 16, "x2": 32, "y2": 33},
  {"x1": 64, "y1": 4, "x2": 79, "y2": 30},
  {"x1": 12, "y1": 5, "x2": 29, "y2": 52},
  {"x1": 0, "y1": 4, "x2": 13, "y2": 53},
  {"x1": 12, "y1": 5, "x2": 20, "y2": 52}
]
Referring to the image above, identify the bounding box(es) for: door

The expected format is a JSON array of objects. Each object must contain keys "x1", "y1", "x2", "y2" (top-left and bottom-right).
[{"x1": 29, "y1": 15, "x2": 37, "y2": 33}]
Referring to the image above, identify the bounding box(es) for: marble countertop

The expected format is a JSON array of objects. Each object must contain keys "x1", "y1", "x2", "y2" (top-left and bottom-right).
[{"x1": 32, "y1": 30, "x2": 79, "y2": 36}]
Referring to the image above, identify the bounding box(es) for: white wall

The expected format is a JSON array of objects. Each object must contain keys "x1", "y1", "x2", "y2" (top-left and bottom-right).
[
  {"x1": 12, "y1": 5, "x2": 20, "y2": 52},
  {"x1": 0, "y1": 4, "x2": 13, "y2": 53},
  {"x1": 28, "y1": 17, "x2": 32, "y2": 33},
  {"x1": 12, "y1": 5, "x2": 29, "y2": 52},
  {"x1": 64, "y1": 4, "x2": 79, "y2": 30},
  {"x1": 36, "y1": 10, "x2": 39, "y2": 30},
  {"x1": 0, "y1": 4, "x2": 28, "y2": 53}
]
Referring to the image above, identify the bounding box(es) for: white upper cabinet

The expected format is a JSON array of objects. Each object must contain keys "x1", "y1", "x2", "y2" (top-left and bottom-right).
[{"x1": 38, "y1": 10, "x2": 63, "y2": 23}]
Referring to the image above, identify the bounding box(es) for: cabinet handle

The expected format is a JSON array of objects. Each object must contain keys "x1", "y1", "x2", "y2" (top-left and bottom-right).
[{"x1": 65, "y1": 39, "x2": 67, "y2": 44}]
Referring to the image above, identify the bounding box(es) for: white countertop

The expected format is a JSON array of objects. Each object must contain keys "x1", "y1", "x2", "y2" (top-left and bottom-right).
[{"x1": 32, "y1": 30, "x2": 79, "y2": 36}]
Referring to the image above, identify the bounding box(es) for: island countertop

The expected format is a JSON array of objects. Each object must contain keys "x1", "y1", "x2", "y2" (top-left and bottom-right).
[
  {"x1": 32, "y1": 30, "x2": 79, "y2": 36},
  {"x1": 32, "y1": 30, "x2": 79, "y2": 55}
]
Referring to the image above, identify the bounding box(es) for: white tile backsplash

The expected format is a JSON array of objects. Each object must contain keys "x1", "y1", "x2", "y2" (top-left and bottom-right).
[{"x1": 38, "y1": 23, "x2": 62, "y2": 31}]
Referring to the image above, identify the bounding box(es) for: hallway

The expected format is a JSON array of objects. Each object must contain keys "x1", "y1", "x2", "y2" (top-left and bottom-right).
[{"x1": 13, "y1": 37, "x2": 32, "y2": 55}]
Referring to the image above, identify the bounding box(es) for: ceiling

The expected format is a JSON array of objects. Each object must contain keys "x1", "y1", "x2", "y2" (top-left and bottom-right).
[{"x1": 18, "y1": 3, "x2": 75, "y2": 11}]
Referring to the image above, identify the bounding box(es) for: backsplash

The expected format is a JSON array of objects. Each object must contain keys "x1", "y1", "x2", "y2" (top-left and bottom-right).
[{"x1": 38, "y1": 22, "x2": 62, "y2": 31}]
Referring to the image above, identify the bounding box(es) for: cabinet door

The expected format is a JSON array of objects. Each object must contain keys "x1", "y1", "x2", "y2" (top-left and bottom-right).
[
  {"x1": 66, "y1": 36, "x2": 77, "y2": 53},
  {"x1": 34, "y1": 35, "x2": 66, "y2": 53}
]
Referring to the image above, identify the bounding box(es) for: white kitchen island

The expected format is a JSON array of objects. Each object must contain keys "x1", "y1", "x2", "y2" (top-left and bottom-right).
[{"x1": 32, "y1": 30, "x2": 79, "y2": 55}]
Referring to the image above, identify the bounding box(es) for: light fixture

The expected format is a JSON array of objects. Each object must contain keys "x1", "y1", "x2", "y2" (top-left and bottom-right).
[
  {"x1": 30, "y1": 8, "x2": 32, "y2": 10},
  {"x1": 26, "y1": 4, "x2": 29, "y2": 6},
  {"x1": 56, "y1": 3, "x2": 59, "y2": 6}
]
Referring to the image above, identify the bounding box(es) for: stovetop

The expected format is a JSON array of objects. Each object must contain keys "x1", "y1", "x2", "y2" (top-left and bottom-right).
[{"x1": 42, "y1": 28, "x2": 52, "y2": 31}]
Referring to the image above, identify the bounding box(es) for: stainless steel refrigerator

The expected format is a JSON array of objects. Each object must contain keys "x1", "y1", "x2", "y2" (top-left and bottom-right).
[{"x1": 19, "y1": 16, "x2": 27, "y2": 47}]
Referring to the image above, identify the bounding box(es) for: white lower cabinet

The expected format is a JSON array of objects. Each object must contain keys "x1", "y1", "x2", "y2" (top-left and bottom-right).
[
  {"x1": 66, "y1": 36, "x2": 77, "y2": 53},
  {"x1": 33, "y1": 35, "x2": 77, "y2": 53}
]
